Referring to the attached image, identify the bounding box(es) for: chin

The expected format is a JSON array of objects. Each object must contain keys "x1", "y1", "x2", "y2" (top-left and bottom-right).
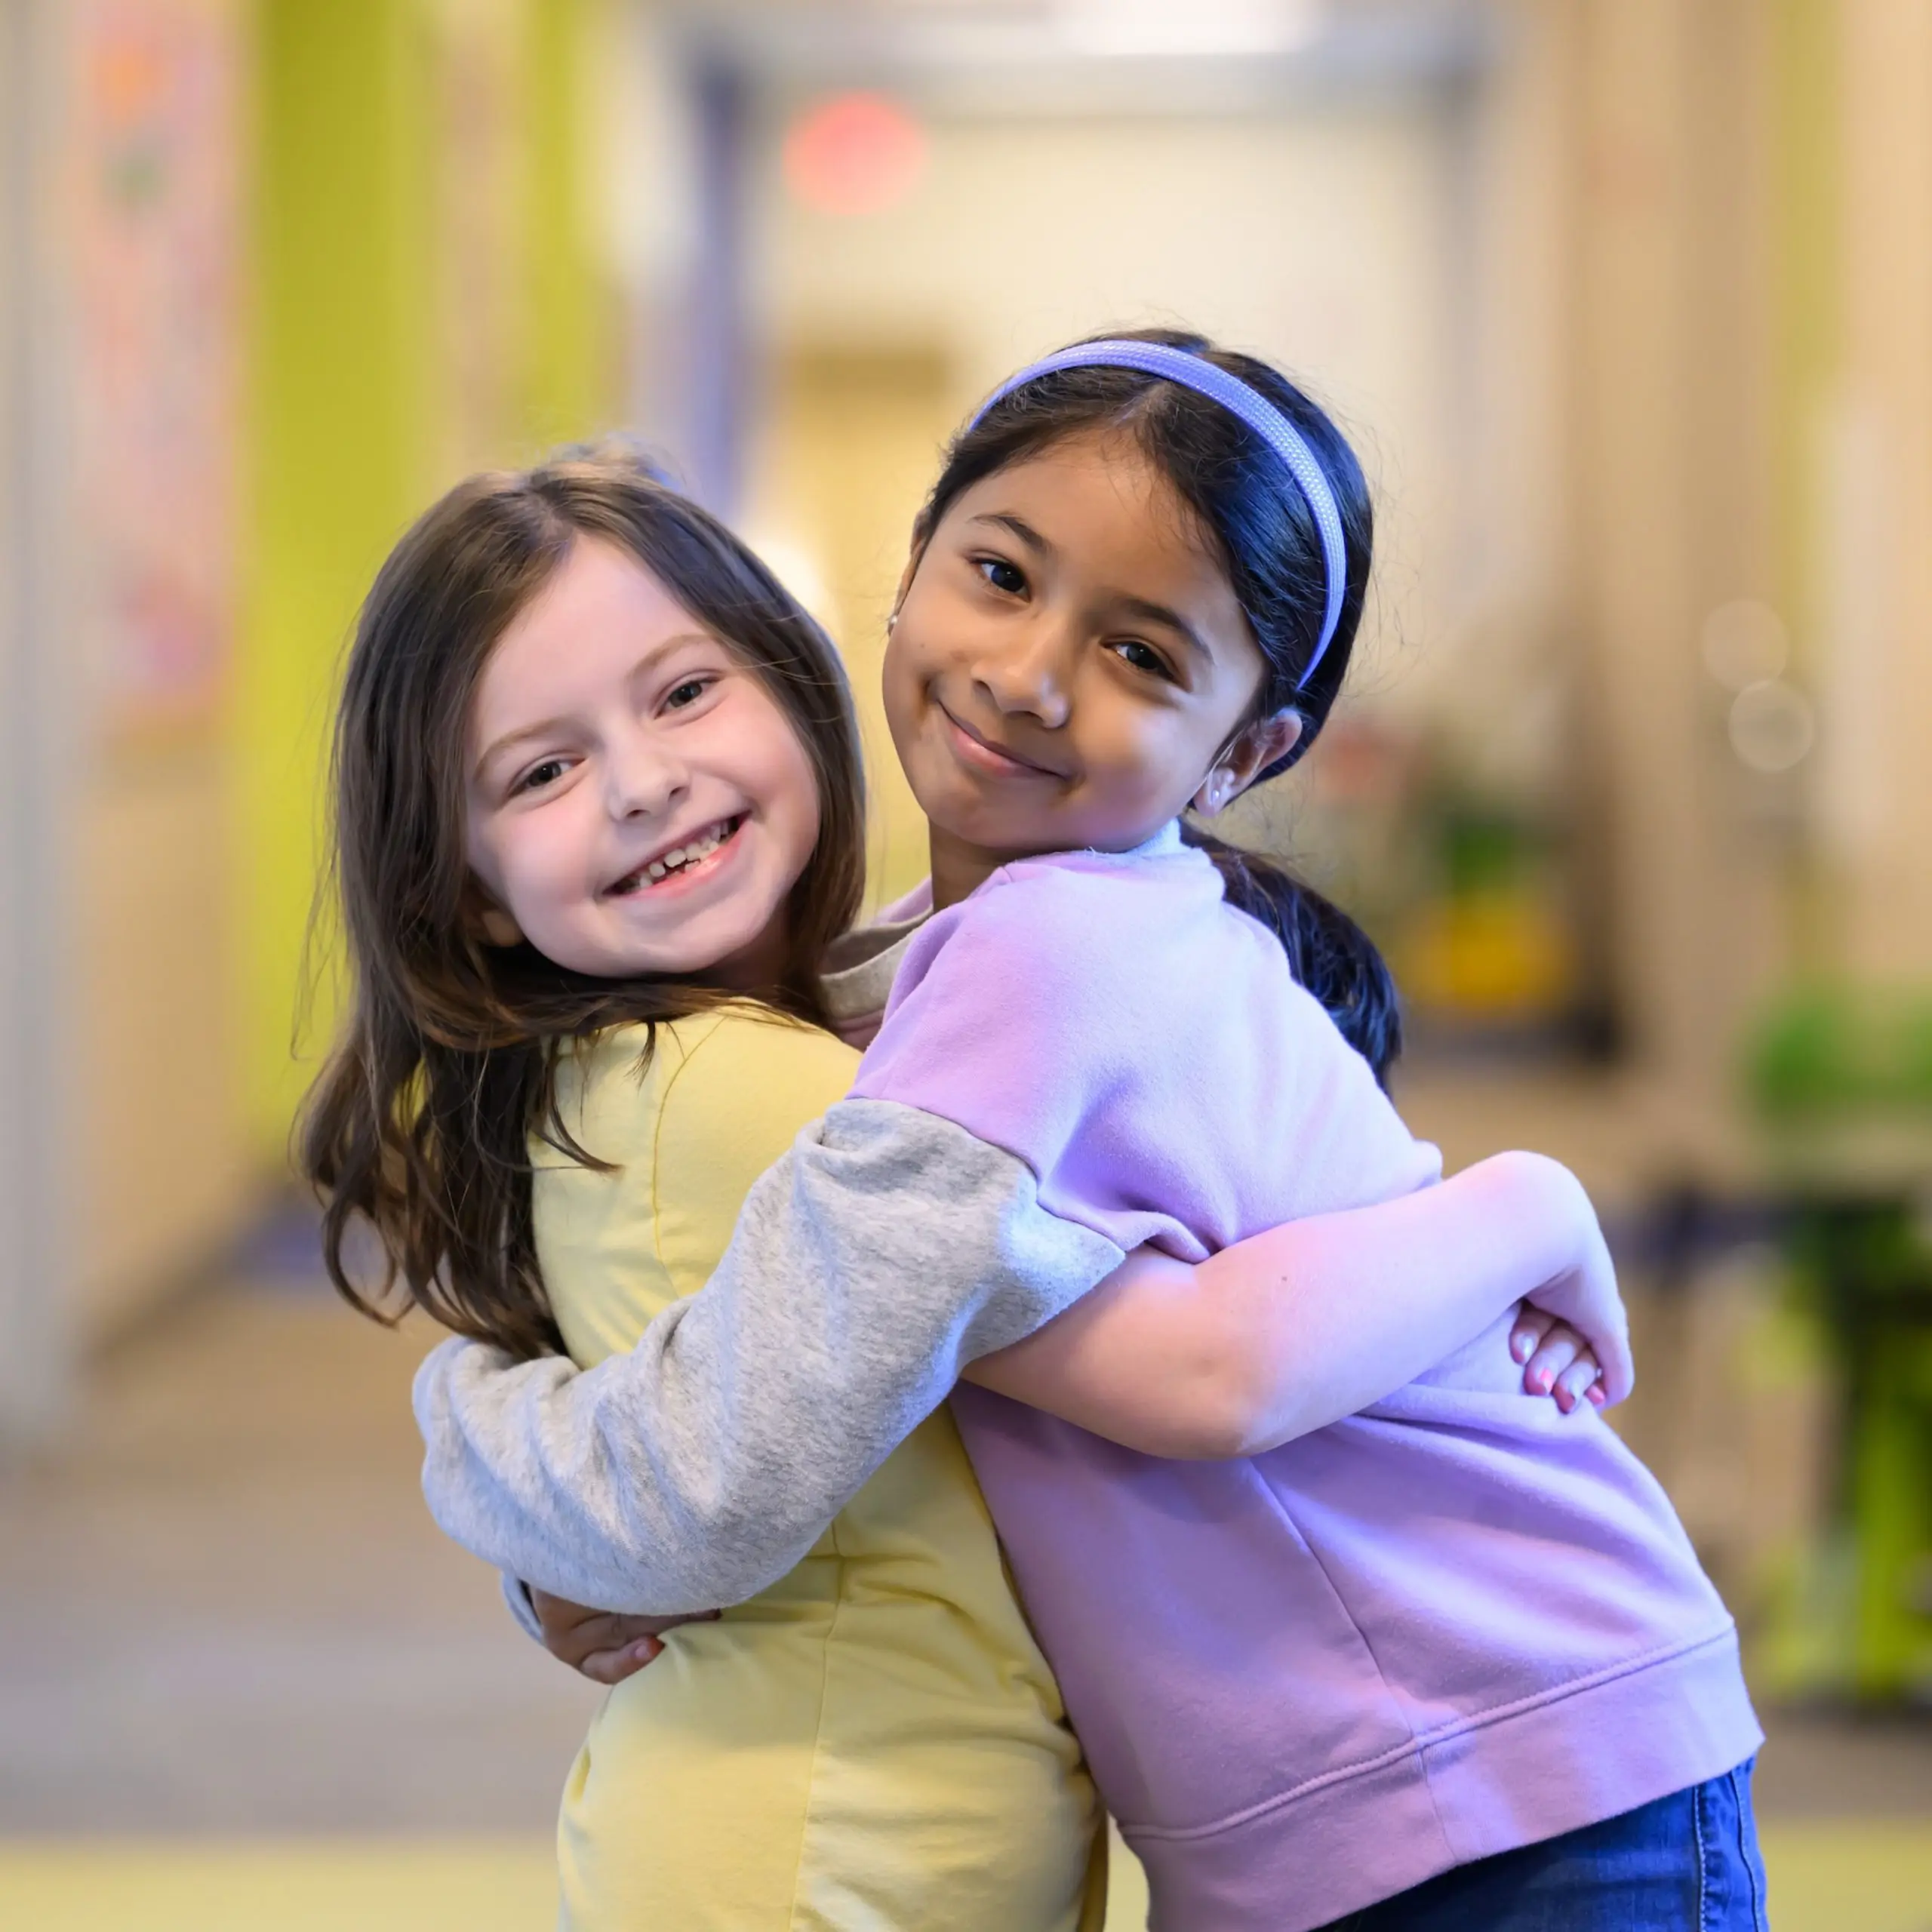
[{"x1": 948, "y1": 800, "x2": 1054, "y2": 850}]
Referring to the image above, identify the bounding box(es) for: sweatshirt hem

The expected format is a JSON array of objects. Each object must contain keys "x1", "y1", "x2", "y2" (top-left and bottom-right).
[{"x1": 1121, "y1": 1627, "x2": 1762, "y2": 1932}]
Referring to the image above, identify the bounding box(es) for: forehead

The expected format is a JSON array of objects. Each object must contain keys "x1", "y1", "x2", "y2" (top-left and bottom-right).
[
  {"x1": 472, "y1": 538, "x2": 697, "y2": 719},
  {"x1": 948, "y1": 429, "x2": 1239, "y2": 611}
]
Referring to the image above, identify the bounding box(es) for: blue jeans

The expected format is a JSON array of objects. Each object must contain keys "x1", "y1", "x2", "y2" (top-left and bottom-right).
[{"x1": 1318, "y1": 1760, "x2": 1768, "y2": 1931}]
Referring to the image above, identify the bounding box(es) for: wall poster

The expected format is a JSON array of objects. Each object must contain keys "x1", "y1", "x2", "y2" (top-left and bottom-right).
[{"x1": 66, "y1": 0, "x2": 242, "y2": 751}]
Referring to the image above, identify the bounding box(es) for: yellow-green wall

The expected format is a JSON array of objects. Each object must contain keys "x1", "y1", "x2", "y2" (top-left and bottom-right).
[
  {"x1": 523, "y1": 0, "x2": 615, "y2": 450},
  {"x1": 239, "y1": 0, "x2": 617, "y2": 1164}
]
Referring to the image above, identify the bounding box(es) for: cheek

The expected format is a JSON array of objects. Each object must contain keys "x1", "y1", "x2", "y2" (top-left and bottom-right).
[
  {"x1": 880, "y1": 631, "x2": 915, "y2": 717},
  {"x1": 774, "y1": 737, "x2": 823, "y2": 857},
  {"x1": 1081, "y1": 692, "x2": 1165, "y2": 770},
  {"x1": 490, "y1": 806, "x2": 585, "y2": 915},
  {"x1": 881, "y1": 625, "x2": 944, "y2": 761},
  {"x1": 465, "y1": 814, "x2": 521, "y2": 912},
  {"x1": 883, "y1": 586, "x2": 959, "y2": 690},
  {"x1": 1088, "y1": 708, "x2": 1213, "y2": 809},
  {"x1": 734, "y1": 699, "x2": 825, "y2": 860}
]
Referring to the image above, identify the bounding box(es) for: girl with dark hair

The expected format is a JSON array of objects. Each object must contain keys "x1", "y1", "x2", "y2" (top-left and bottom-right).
[{"x1": 309, "y1": 437, "x2": 1622, "y2": 1930}]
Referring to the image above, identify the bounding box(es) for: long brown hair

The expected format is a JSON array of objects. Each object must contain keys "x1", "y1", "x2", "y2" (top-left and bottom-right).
[{"x1": 300, "y1": 446, "x2": 866, "y2": 1359}]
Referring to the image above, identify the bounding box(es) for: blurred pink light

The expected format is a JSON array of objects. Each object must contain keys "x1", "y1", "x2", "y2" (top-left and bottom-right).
[{"x1": 783, "y1": 92, "x2": 928, "y2": 217}]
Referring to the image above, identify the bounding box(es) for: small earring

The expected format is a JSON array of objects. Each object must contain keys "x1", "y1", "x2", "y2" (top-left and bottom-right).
[{"x1": 886, "y1": 611, "x2": 899, "y2": 633}]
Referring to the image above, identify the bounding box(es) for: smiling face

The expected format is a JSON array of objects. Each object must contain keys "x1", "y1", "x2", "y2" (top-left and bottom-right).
[
  {"x1": 882, "y1": 429, "x2": 1301, "y2": 906},
  {"x1": 463, "y1": 537, "x2": 822, "y2": 988}
]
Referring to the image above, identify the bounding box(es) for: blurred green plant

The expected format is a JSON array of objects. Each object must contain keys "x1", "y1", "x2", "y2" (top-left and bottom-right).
[
  {"x1": 1746, "y1": 986, "x2": 1932, "y2": 1705},
  {"x1": 1749, "y1": 987, "x2": 1932, "y2": 1115}
]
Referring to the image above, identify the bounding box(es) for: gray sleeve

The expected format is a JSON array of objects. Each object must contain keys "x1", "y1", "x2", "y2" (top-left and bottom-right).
[
  {"x1": 413, "y1": 1098, "x2": 1123, "y2": 1615},
  {"x1": 500, "y1": 1570, "x2": 546, "y2": 1644}
]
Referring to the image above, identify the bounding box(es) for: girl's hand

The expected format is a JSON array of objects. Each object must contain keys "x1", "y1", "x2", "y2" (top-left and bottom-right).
[
  {"x1": 528, "y1": 1587, "x2": 719, "y2": 1685},
  {"x1": 1509, "y1": 1208, "x2": 1634, "y2": 1413},
  {"x1": 1509, "y1": 1309, "x2": 1611, "y2": 1414}
]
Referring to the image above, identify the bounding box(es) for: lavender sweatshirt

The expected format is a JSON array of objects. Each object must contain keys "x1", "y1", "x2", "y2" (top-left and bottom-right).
[
  {"x1": 417, "y1": 830, "x2": 1759, "y2": 1930},
  {"x1": 846, "y1": 832, "x2": 1761, "y2": 1929}
]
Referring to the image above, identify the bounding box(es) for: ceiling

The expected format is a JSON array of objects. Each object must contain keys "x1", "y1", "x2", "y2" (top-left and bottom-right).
[{"x1": 662, "y1": 0, "x2": 1499, "y2": 115}]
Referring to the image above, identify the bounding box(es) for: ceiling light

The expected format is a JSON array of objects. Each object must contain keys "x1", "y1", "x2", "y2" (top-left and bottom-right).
[
  {"x1": 782, "y1": 91, "x2": 929, "y2": 217},
  {"x1": 1054, "y1": 0, "x2": 1324, "y2": 60}
]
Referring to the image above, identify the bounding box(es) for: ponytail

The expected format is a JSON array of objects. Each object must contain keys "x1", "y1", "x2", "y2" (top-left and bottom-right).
[{"x1": 1180, "y1": 823, "x2": 1401, "y2": 1087}]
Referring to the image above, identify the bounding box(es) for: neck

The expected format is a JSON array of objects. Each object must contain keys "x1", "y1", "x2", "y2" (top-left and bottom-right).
[
  {"x1": 927, "y1": 818, "x2": 1185, "y2": 910},
  {"x1": 927, "y1": 826, "x2": 1011, "y2": 912}
]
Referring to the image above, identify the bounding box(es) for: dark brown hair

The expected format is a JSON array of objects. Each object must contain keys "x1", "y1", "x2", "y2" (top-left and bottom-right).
[
  {"x1": 918, "y1": 327, "x2": 1401, "y2": 1081},
  {"x1": 300, "y1": 445, "x2": 866, "y2": 1359}
]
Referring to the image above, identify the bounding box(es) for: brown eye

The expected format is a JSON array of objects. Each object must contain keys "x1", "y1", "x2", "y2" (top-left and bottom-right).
[
  {"x1": 663, "y1": 676, "x2": 712, "y2": 711},
  {"x1": 1112, "y1": 638, "x2": 1174, "y2": 680},
  {"x1": 518, "y1": 757, "x2": 568, "y2": 792}
]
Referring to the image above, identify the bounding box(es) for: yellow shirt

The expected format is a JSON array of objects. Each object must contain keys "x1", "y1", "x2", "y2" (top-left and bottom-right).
[{"x1": 537, "y1": 1007, "x2": 1103, "y2": 1930}]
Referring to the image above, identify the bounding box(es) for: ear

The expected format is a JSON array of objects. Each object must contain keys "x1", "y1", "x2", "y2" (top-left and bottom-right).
[
  {"x1": 461, "y1": 878, "x2": 525, "y2": 949},
  {"x1": 1191, "y1": 710, "x2": 1303, "y2": 818},
  {"x1": 477, "y1": 905, "x2": 524, "y2": 948}
]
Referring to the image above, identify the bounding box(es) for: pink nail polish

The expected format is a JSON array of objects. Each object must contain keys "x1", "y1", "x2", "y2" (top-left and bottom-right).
[
  {"x1": 1586, "y1": 1386, "x2": 1606, "y2": 1407},
  {"x1": 1534, "y1": 1367, "x2": 1554, "y2": 1392}
]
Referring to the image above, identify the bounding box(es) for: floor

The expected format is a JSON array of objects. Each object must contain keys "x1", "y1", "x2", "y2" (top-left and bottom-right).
[{"x1": 2, "y1": 1268, "x2": 1928, "y2": 1930}]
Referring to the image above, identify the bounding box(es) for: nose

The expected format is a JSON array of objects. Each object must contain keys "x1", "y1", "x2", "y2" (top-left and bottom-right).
[
  {"x1": 603, "y1": 724, "x2": 689, "y2": 821},
  {"x1": 974, "y1": 616, "x2": 1072, "y2": 731}
]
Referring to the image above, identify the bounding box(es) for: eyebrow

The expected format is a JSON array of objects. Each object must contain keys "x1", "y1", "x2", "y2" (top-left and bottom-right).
[
  {"x1": 965, "y1": 508, "x2": 1051, "y2": 554},
  {"x1": 472, "y1": 629, "x2": 722, "y2": 781},
  {"x1": 475, "y1": 716, "x2": 568, "y2": 783}
]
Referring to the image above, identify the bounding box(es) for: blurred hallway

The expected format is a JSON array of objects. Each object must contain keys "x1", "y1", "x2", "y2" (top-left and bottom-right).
[{"x1": 0, "y1": 1266, "x2": 598, "y2": 1837}]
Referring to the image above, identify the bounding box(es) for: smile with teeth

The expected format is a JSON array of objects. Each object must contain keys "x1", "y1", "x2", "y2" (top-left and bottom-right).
[{"x1": 611, "y1": 817, "x2": 743, "y2": 894}]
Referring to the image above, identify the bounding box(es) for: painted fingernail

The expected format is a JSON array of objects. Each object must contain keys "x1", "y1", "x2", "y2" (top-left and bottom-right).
[
  {"x1": 1534, "y1": 1367, "x2": 1554, "y2": 1392},
  {"x1": 1511, "y1": 1335, "x2": 1531, "y2": 1362},
  {"x1": 1586, "y1": 1386, "x2": 1607, "y2": 1407}
]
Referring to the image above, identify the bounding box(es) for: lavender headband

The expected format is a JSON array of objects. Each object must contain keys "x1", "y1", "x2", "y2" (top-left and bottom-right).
[{"x1": 966, "y1": 340, "x2": 1347, "y2": 687}]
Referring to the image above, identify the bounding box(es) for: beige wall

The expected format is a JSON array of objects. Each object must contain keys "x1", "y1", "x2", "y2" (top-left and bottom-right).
[
  {"x1": 1821, "y1": 0, "x2": 1932, "y2": 983},
  {"x1": 1560, "y1": 0, "x2": 1789, "y2": 1103},
  {"x1": 1552, "y1": 0, "x2": 1932, "y2": 1100},
  {"x1": 747, "y1": 346, "x2": 953, "y2": 908},
  {"x1": 76, "y1": 760, "x2": 248, "y2": 1335}
]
